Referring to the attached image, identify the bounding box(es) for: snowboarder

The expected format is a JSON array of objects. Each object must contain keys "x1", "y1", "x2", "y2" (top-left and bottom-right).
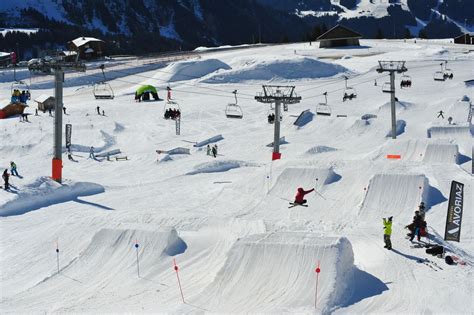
[
  {"x1": 294, "y1": 187, "x2": 315, "y2": 205},
  {"x1": 89, "y1": 146, "x2": 95, "y2": 159},
  {"x1": 212, "y1": 144, "x2": 217, "y2": 158},
  {"x1": 35, "y1": 109, "x2": 38, "y2": 116},
  {"x1": 63, "y1": 107, "x2": 67, "y2": 115},
  {"x1": 409, "y1": 211, "x2": 423, "y2": 242},
  {"x1": 48, "y1": 109, "x2": 53, "y2": 117},
  {"x1": 102, "y1": 110, "x2": 105, "y2": 116},
  {"x1": 383, "y1": 216, "x2": 393, "y2": 250},
  {"x1": 10, "y1": 161, "x2": 19, "y2": 176},
  {"x1": 437, "y1": 110, "x2": 444, "y2": 119},
  {"x1": 206, "y1": 145, "x2": 211, "y2": 156},
  {"x1": 2, "y1": 169, "x2": 9, "y2": 190},
  {"x1": 447, "y1": 116, "x2": 453, "y2": 125},
  {"x1": 96, "y1": 106, "x2": 101, "y2": 115},
  {"x1": 418, "y1": 201, "x2": 426, "y2": 220}
]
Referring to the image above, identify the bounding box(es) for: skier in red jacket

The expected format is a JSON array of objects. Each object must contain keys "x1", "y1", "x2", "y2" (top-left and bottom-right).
[{"x1": 294, "y1": 187, "x2": 315, "y2": 205}]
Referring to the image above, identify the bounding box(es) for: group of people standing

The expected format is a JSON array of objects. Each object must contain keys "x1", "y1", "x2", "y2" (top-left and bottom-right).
[
  {"x1": 382, "y1": 202, "x2": 428, "y2": 250},
  {"x1": 2, "y1": 162, "x2": 19, "y2": 190},
  {"x1": 206, "y1": 144, "x2": 218, "y2": 158}
]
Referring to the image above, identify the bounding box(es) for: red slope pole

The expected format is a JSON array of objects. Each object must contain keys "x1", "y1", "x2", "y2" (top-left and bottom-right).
[{"x1": 173, "y1": 258, "x2": 185, "y2": 303}]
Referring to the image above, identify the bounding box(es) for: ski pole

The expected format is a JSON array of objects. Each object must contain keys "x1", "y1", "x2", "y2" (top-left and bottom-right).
[{"x1": 314, "y1": 189, "x2": 327, "y2": 200}]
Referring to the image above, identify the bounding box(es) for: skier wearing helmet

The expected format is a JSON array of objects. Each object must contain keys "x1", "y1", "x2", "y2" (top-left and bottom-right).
[{"x1": 294, "y1": 187, "x2": 315, "y2": 205}]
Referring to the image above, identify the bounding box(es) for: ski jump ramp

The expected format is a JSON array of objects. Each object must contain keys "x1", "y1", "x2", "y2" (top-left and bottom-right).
[
  {"x1": 195, "y1": 233, "x2": 355, "y2": 313},
  {"x1": 359, "y1": 174, "x2": 445, "y2": 223},
  {"x1": 270, "y1": 168, "x2": 340, "y2": 197}
]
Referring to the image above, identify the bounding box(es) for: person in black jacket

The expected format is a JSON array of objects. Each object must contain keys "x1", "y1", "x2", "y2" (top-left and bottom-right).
[
  {"x1": 2, "y1": 169, "x2": 10, "y2": 190},
  {"x1": 410, "y1": 211, "x2": 423, "y2": 242}
]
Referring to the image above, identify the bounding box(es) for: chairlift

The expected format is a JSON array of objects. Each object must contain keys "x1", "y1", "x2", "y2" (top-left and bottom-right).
[
  {"x1": 93, "y1": 65, "x2": 114, "y2": 99},
  {"x1": 316, "y1": 92, "x2": 331, "y2": 116},
  {"x1": 225, "y1": 90, "x2": 243, "y2": 119},
  {"x1": 382, "y1": 82, "x2": 393, "y2": 93},
  {"x1": 400, "y1": 74, "x2": 412, "y2": 88},
  {"x1": 342, "y1": 76, "x2": 357, "y2": 101},
  {"x1": 267, "y1": 108, "x2": 282, "y2": 124},
  {"x1": 164, "y1": 100, "x2": 181, "y2": 120},
  {"x1": 433, "y1": 71, "x2": 446, "y2": 81},
  {"x1": 10, "y1": 80, "x2": 31, "y2": 103}
]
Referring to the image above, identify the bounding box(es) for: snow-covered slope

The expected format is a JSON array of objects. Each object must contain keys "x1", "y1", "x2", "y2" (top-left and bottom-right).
[{"x1": 0, "y1": 39, "x2": 473, "y2": 313}]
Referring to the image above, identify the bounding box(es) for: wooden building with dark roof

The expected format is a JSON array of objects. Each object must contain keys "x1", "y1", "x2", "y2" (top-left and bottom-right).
[
  {"x1": 317, "y1": 25, "x2": 362, "y2": 48},
  {"x1": 454, "y1": 33, "x2": 474, "y2": 45}
]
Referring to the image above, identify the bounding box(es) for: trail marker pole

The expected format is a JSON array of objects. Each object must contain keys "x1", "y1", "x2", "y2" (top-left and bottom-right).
[
  {"x1": 315, "y1": 261, "x2": 321, "y2": 309},
  {"x1": 55, "y1": 241, "x2": 60, "y2": 274},
  {"x1": 135, "y1": 241, "x2": 140, "y2": 277},
  {"x1": 173, "y1": 258, "x2": 185, "y2": 303}
]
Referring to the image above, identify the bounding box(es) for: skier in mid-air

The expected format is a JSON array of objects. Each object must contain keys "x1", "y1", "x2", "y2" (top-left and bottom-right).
[{"x1": 293, "y1": 187, "x2": 315, "y2": 205}]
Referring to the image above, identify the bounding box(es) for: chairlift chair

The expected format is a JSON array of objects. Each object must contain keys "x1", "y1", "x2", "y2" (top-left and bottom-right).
[
  {"x1": 93, "y1": 82, "x2": 114, "y2": 99},
  {"x1": 164, "y1": 100, "x2": 181, "y2": 120},
  {"x1": 93, "y1": 65, "x2": 114, "y2": 99},
  {"x1": 400, "y1": 74, "x2": 412, "y2": 88},
  {"x1": 433, "y1": 71, "x2": 446, "y2": 81},
  {"x1": 11, "y1": 80, "x2": 31, "y2": 99},
  {"x1": 342, "y1": 76, "x2": 357, "y2": 101},
  {"x1": 382, "y1": 82, "x2": 393, "y2": 93},
  {"x1": 316, "y1": 92, "x2": 331, "y2": 116},
  {"x1": 225, "y1": 90, "x2": 243, "y2": 119},
  {"x1": 267, "y1": 108, "x2": 282, "y2": 124}
]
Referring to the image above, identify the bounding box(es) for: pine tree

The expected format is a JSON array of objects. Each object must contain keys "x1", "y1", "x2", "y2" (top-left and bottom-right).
[
  {"x1": 404, "y1": 28, "x2": 412, "y2": 39},
  {"x1": 376, "y1": 27, "x2": 385, "y2": 39}
]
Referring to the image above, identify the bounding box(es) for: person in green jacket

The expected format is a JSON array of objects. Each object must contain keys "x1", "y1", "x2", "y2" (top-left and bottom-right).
[{"x1": 383, "y1": 216, "x2": 393, "y2": 250}]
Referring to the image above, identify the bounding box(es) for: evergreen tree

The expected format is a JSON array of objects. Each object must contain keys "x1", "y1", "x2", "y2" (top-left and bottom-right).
[
  {"x1": 404, "y1": 28, "x2": 412, "y2": 39},
  {"x1": 376, "y1": 27, "x2": 385, "y2": 39},
  {"x1": 419, "y1": 29, "x2": 428, "y2": 39}
]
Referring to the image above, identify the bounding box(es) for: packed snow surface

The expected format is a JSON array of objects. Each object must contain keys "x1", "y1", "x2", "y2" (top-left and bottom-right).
[{"x1": 0, "y1": 39, "x2": 473, "y2": 314}]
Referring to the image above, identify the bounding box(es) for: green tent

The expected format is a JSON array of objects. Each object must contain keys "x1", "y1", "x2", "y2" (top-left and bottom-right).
[
  {"x1": 136, "y1": 85, "x2": 157, "y2": 95},
  {"x1": 135, "y1": 85, "x2": 159, "y2": 101}
]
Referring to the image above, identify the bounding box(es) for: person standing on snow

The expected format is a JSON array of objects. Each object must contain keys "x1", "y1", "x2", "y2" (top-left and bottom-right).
[
  {"x1": 10, "y1": 161, "x2": 19, "y2": 176},
  {"x1": 410, "y1": 211, "x2": 423, "y2": 242},
  {"x1": 2, "y1": 169, "x2": 10, "y2": 190},
  {"x1": 89, "y1": 146, "x2": 95, "y2": 159},
  {"x1": 437, "y1": 110, "x2": 444, "y2": 119},
  {"x1": 211, "y1": 145, "x2": 217, "y2": 158},
  {"x1": 383, "y1": 216, "x2": 393, "y2": 250},
  {"x1": 418, "y1": 202, "x2": 426, "y2": 220},
  {"x1": 294, "y1": 187, "x2": 315, "y2": 205},
  {"x1": 206, "y1": 145, "x2": 211, "y2": 156},
  {"x1": 96, "y1": 106, "x2": 101, "y2": 115}
]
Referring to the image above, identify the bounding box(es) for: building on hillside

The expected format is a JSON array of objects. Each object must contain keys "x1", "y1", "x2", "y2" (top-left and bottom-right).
[
  {"x1": 68, "y1": 37, "x2": 105, "y2": 60},
  {"x1": 59, "y1": 51, "x2": 78, "y2": 62},
  {"x1": 34, "y1": 94, "x2": 55, "y2": 112},
  {"x1": 0, "y1": 52, "x2": 11, "y2": 67},
  {"x1": 317, "y1": 24, "x2": 362, "y2": 48},
  {"x1": 454, "y1": 33, "x2": 474, "y2": 45}
]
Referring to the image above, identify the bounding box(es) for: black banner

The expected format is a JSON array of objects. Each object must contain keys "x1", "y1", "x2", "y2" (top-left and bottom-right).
[
  {"x1": 65, "y1": 124, "x2": 72, "y2": 148},
  {"x1": 444, "y1": 181, "x2": 464, "y2": 242}
]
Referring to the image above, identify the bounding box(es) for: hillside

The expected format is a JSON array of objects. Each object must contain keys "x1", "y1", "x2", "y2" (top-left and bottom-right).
[{"x1": 0, "y1": 39, "x2": 473, "y2": 313}]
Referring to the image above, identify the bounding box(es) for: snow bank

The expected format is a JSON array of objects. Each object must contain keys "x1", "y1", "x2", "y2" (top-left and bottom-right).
[
  {"x1": 270, "y1": 168, "x2": 341, "y2": 197},
  {"x1": 202, "y1": 56, "x2": 347, "y2": 83},
  {"x1": 186, "y1": 160, "x2": 260, "y2": 175},
  {"x1": 360, "y1": 174, "x2": 446, "y2": 223},
  {"x1": 378, "y1": 101, "x2": 415, "y2": 112},
  {"x1": 427, "y1": 126, "x2": 473, "y2": 139},
  {"x1": 154, "y1": 59, "x2": 231, "y2": 83},
  {"x1": 294, "y1": 109, "x2": 314, "y2": 127},
  {"x1": 193, "y1": 134, "x2": 224, "y2": 147},
  {"x1": 305, "y1": 145, "x2": 338, "y2": 155},
  {"x1": 0, "y1": 177, "x2": 104, "y2": 217},
  {"x1": 196, "y1": 233, "x2": 355, "y2": 313}
]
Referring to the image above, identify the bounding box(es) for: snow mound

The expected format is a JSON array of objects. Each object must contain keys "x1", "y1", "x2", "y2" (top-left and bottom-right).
[
  {"x1": 423, "y1": 143, "x2": 459, "y2": 164},
  {"x1": 378, "y1": 101, "x2": 414, "y2": 112},
  {"x1": 294, "y1": 110, "x2": 314, "y2": 127},
  {"x1": 186, "y1": 160, "x2": 260, "y2": 175},
  {"x1": 427, "y1": 126, "x2": 473, "y2": 139},
  {"x1": 305, "y1": 145, "x2": 338, "y2": 155},
  {"x1": 0, "y1": 177, "x2": 104, "y2": 217},
  {"x1": 202, "y1": 56, "x2": 347, "y2": 83},
  {"x1": 461, "y1": 95, "x2": 470, "y2": 102},
  {"x1": 155, "y1": 59, "x2": 231, "y2": 83},
  {"x1": 10, "y1": 228, "x2": 186, "y2": 312},
  {"x1": 196, "y1": 233, "x2": 355, "y2": 313},
  {"x1": 270, "y1": 168, "x2": 341, "y2": 197},
  {"x1": 386, "y1": 120, "x2": 406, "y2": 138},
  {"x1": 361, "y1": 114, "x2": 377, "y2": 120},
  {"x1": 360, "y1": 174, "x2": 446, "y2": 223}
]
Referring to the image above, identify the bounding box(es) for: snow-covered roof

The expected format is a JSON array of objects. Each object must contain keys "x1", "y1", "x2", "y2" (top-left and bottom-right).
[
  {"x1": 34, "y1": 94, "x2": 54, "y2": 103},
  {"x1": 71, "y1": 37, "x2": 104, "y2": 48},
  {"x1": 61, "y1": 51, "x2": 77, "y2": 56}
]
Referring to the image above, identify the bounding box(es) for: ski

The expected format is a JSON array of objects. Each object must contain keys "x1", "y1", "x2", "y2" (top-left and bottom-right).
[{"x1": 288, "y1": 202, "x2": 308, "y2": 208}]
